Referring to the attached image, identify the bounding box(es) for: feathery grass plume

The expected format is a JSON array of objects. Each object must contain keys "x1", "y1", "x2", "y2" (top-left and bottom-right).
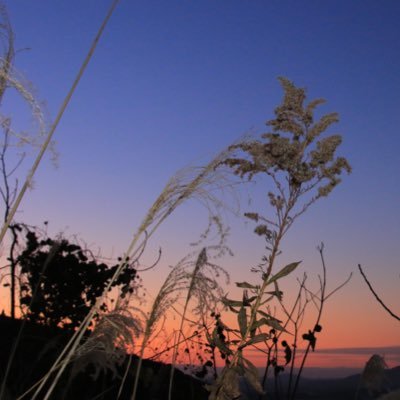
[
  {"x1": 0, "y1": 13, "x2": 56, "y2": 320},
  {"x1": 168, "y1": 246, "x2": 230, "y2": 400},
  {"x1": 0, "y1": 3, "x2": 57, "y2": 232},
  {"x1": 206, "y1": 78, "x2": 351, "y2": 399},
  {"x1": 72, "y1": 304, "x2": 143, "y2": 381},
  {"x1": 0, "y1": 71, "x2": 47, "y2": 141},
  {"x1": 130, "y1": 257, "x2": 190, "y2": 400},
  {"x1": 31, "y1": 145, "x2": 235, "y2": 400},
  {"x1": 131, "y1": 241, "x2": 230, "y2": 400},
  {"x1": 0, "y1": 3, "x2": 57, "y2": 186},
  {"x1": 0, "y1": 3, "x2": 14, "y2": 106}
]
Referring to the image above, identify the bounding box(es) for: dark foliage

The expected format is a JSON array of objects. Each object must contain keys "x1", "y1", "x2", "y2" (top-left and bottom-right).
[{"x1": 17, "y1": 225, "x2": 137, "y2": 330}]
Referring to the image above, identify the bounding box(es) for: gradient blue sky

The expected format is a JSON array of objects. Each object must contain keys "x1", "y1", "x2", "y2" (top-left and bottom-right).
[{"x1": 1, "y1": 1, "x2": 399, "y2": 361}]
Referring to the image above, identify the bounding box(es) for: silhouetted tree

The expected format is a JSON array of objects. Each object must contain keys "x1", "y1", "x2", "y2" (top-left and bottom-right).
[{"x1": 17, "y1": 224, "x2": 138, "y2": 330}]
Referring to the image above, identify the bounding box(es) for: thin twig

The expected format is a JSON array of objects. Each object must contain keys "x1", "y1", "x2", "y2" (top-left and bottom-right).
[
  {"x1": 358, "y1": 264, "x2": 400, "y2": 321},
  {"x1": 290, "y1": 244, "x2": 327, "y2": 400}
]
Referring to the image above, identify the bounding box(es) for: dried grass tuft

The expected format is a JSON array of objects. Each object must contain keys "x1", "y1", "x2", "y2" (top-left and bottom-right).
[{"x1": 72, "y1": 306, "x2": 142, "y2": 381}]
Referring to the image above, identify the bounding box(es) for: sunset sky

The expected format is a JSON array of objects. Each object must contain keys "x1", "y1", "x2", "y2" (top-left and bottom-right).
[{"x1": 1, "y1": 1, "x2": 399, "y2": 373}]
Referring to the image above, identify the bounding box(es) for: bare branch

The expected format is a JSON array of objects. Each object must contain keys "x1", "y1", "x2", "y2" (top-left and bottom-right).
[{"x1": 358, "y1": 264, "x2": 400, "y2": 322}]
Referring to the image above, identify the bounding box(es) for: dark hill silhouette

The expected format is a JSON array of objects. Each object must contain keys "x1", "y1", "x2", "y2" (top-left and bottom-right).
[
  {"x1": 0, "y1": 315, "x2": 208, "y2": 400},
  {"x1": 1, "y1": 315, "x2": 399, "y2": 399}
]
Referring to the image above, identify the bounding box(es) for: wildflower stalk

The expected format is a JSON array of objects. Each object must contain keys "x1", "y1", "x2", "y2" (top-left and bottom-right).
[
  {"x1": 209, "y1": 198, "x2": 294, "y2": 400},
  {"x1": 208, "y1": 77, "x2": 351, "y2": 399}
]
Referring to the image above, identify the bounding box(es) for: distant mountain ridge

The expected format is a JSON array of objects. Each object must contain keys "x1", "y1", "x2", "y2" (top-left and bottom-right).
[{"x1": 241, "y1": 366, "x2": 400, "y2": 400}]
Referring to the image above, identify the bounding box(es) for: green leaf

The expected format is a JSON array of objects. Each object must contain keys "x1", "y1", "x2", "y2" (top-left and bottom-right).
[
  {"x1": 235, "y1": 281, "x2": 258, "y2": 289},
  {"x1": 267, "y1": 261, "x2": 301, "y2": 284},
  {"x1": 257, "y1": 310, "x2": 276, "y2": 319},
  {"x1": 265, "y1": 290, "x2": 283, "y2": 296},
  {"x1": 250, "y1": 318, "x2": 264, "y2": 332},
  {"x1": 253, "y1": 312, "x2": 288, "y2": 332},
  {"x1": 250, "y1": 317, "x2": 274, "y2": 331},
  {"x1": 265, "y1": 281, "x2": 283, "y2": 300},
  {"x1": 228, "y1": 305, "x2": 239, "y2": 314},
  {"x1": 238, "y1": 306, "x2": 247, "y2": 338},
  {"x1": 265, "y1": 318, "x2": 289, "y2": 333},
  {"x1": 244, "y1": 295, "x2": 258, "y2": 305},
  {"x1": 244, "y1": 333, "x2": 270, "y2": 347},
  {"x1": 222, "y1": 297, "x2": 243, "y2": 308}
]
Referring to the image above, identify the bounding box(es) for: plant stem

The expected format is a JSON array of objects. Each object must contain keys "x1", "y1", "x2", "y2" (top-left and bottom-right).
[
  {"x1": 290, "y1": 245, "x2": 326, "y2": 400},
  {"x1": 0, "y1": 0, "x2": 120, "y2": 248},
  {"x1": 168, "y1": 249, "x2": 207, "y2": 400}
]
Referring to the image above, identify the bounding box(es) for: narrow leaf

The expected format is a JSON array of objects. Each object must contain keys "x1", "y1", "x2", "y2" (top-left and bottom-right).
[
  {"x1": 265, "y1": 318, "x2": 290, "y2": 333},
  {"x1": 235, "y1": 281, "x2": 258, "y2": 289},
  {"x1": 244, "y1": 333, "x2": 270, "y2": 346},
  {"x1": 245, "y1": 295, "x2": 258, "y2": 304},
  {"x1": 222, "y1": 297, "x2": 243, "y2": 308},
  {"x1": 250, "y1": 317, "x2": 274, "y2": 331},
  {"x1": 238, "y1": 306, "x2": 247, "y2": 338},
  {"x1": 257, "y1": 310, "x2": 282, "y2": 323},
  {"x1": 265, "y1": 281, "x2": 283, "y2": 300},
  {"x1": 267, "y1": 261, "x2": 301, "y2": 284},
  {"x1": 228, "y1": 305, "x2": 239, "y2": 314}
]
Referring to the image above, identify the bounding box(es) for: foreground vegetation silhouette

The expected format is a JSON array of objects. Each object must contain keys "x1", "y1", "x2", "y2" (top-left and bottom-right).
[
  {"x1": 17, "y1": 224, "x2": 138, "y2": 330},
  {"x1": 2, "y1": 2, "x2": 397, "y2": 400}
]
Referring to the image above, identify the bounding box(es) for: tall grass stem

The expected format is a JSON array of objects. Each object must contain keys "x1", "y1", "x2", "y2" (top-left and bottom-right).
[{"x1": 0, "y1": 0, "x2": 120, "y2": 248}]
